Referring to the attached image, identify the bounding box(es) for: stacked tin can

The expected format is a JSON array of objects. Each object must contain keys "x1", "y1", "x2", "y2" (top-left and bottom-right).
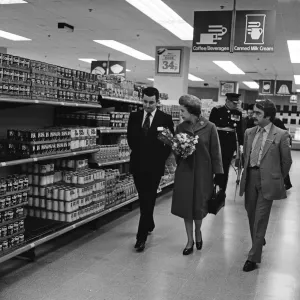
[
  {"x1": 25, "y1": 159, "x2": 106, "y2": 222},
  {"x1": 0, "y1": 174, "x2": 28, "y2": 253}
]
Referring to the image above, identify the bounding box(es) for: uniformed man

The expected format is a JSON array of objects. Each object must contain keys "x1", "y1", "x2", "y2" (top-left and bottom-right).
[{"x1": 209, "y1": 93, "x2": 243, "y2": 195}]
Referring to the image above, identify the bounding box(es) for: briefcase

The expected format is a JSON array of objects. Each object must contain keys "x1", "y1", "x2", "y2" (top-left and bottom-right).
[{"x1": 208, "y1": 185, "x2": 226, "y2": 215}]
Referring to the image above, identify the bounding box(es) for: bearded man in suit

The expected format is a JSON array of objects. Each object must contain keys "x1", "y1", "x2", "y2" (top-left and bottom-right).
[
  {"x1": 240, "y1": 99, "x2": 292, "y2": 272},
  {"x1": 127, "y1": 87, "x2": 174, "y2": 252}
]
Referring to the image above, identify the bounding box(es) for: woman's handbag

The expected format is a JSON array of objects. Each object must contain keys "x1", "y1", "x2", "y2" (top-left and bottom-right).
[{"x1": 208, "y1": 185, "x2": 226, "y2": 215}]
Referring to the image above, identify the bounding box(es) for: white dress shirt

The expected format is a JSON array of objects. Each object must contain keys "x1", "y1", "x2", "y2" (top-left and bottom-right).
[
  {"x1": 142, "y1": 109, "x2": 157, "y2": 127},
  {"x1": 251, "y1": 122, "x2": 273, "y2": 166}
]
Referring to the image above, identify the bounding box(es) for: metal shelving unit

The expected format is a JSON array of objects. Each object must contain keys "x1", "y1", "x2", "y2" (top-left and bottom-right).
[
  {"x1": 0, "y1": 180, "x2": 173, "y2": 264},
  {"x1": 0, "y1": 84, "x2": 176, "y2": 265},
  {"x1": 95, "y1": 158, "x2": 130, "y2": 167},
  {"x1": 97, "y1": 128, "x2": 127, "y2": 134},
  {"x1": 101, "y1": 96, "x2": 142, "y2": 105},
  {"x1": 0, "y1": 148, "x2": 100, "y2": 167},
  {"x1": 0, "y1": 97, "x2": 102, "y2": 108}
]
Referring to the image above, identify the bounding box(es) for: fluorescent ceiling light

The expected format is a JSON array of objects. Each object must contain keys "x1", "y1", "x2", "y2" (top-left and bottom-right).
[
  {"x1": 147, "y1": 78, "x2": 154, "y2": 81},
  {"x1": 78, "y1": 58, "x2": 96, "y2": 63},
  {"x1": 0, "y1": 0, "x2": 27, "y2": 3},
  {"x1": 188, "y1": 74, "x2": 204, "y2": 81},
  {"x1": 94, "y1": 40, "x2": 154, "y2": 61},
  {"x1": 243, "y1": 81, "x2": 259, "y2": 89},
  {"x1": 297, "y1": 89, "x2": 300, "y2": 93},
  {"x1": 0, "y1": 30, "x2": 31, "y2": 41},
  {"x1": 213, "y1": 61, "x2": 245, "y2": 75},
  {"x1": 295, "y1": 75, "x2": 300, "y2": 84},
  {"x1": 287, "y1": 40, "x2": 300, "y2": 63},
  {"x1": 125, "y1": 0, "x2": 193, "y2": 40},
  {"x1": 126, "y1": 69, "x2": 131, "y2": 72}
]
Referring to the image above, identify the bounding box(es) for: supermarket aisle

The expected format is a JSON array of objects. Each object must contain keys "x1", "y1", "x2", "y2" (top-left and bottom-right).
[{"x1": 0, "y1": 153, "x2": 300, "y2": 300}]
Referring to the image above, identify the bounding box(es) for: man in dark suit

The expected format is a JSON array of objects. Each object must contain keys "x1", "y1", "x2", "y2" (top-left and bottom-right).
[
  {"x1": 240, "y1": 99, "x2": 292, "y2": 272},
  {"x1": 127, "y1": 87, "x2": 174, "y2": 252}
]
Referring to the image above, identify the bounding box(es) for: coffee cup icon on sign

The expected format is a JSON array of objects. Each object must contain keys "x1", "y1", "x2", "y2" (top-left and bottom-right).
[
  {"x1": 245, "y1": 14, "x2": 266, "y2": 44},
  {"x1": 197, "y1": 25, "x2": 227, "y2": 45}
]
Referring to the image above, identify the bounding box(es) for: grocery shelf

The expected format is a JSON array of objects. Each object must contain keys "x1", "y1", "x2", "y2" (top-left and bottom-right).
[
  {"x1": 0, "y1": 148, "x2": 100, "y2": 168},
  {"x1": 0, "y1": 180, "x2": 174, "y2": 264},
  {"x1": 0, "y1": 97, "x2": 102, "y2": 108},
  {"x1": 97, "y1": 128, "x2": 127, "y2": 134},
  {"x1": 101, "y1": 96, "x2": 142, "y2": 105},
  {"x1": 0, "y1": 230, "x2": 25, "y2": 243},
  {"x1": 0, "y1": 215, "x2": 26, "y2": 228},
  {"x1": 96, "y1": 158, "x2": 130, "y2": 167},
  {"x1": 0, "y1": 202, "x2": 28, "y2": 213}
]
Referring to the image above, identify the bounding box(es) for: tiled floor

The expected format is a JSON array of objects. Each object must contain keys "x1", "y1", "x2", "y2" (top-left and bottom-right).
[{"x1": 1, "y1": 152, "x2": 300, "y2": 300}]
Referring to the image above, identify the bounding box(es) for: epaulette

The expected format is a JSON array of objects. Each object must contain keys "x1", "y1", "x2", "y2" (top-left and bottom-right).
[{"x1": 214, "y1": 105, "x2": 223, "y2": 109}]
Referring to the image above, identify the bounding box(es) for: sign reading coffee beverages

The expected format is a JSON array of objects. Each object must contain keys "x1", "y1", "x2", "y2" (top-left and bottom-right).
[
  {"x1": 192, "y1": 10, "x2": 276, "y2": 53},
  {"x1": 234, "y1": 10, "x2": 276, "y2": 53},
  {"x1": 192, "y1": 11, "x2": 232, "y2": 52}
]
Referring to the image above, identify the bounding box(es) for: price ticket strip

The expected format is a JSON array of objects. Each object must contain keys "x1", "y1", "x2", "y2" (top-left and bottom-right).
[{"x1": 0, "y1": 180, "x2": 174, "y2": 264}]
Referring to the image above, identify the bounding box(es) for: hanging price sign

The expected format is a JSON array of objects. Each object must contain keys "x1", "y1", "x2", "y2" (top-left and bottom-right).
[{"x1": 156, "y1": 47, "x2": 182, "y2": 75}]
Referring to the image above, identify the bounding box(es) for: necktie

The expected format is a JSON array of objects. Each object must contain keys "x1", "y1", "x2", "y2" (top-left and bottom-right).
[
  {"x1": 250, "y1": 127, "x2": 265, "y2": 167},
  {"x1": 142, "y1": 112, "x2": 151, "y2": 135}
]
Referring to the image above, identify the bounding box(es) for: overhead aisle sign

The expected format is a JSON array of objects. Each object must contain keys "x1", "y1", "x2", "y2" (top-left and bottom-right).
[
  {"x1": 192, "y1": 10, "x2": 276, "y2": 53},
  {"x1": 234, "y1": 10, "x2": 276, "y2": 53},
  {"x1": 258, "y1": 80, "x2": 275, "y2": 95},
  {"x1": 193, "y1": 11, "x2": 232, "y2": 52}
]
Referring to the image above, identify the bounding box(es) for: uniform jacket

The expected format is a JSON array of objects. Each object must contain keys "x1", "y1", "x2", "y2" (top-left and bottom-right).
[
  {"x1": 127, "y1": 109, "x2": 174, "y2": 176},
  {"x1": 240, "y1": 124, "x2": 292, "y2": 200},
  {"x1": 171, "y1": 117, "x2": 223, "y2": 220},
  {"x1": 209, "y1": 105, "x2": 243, "y2": 146}
]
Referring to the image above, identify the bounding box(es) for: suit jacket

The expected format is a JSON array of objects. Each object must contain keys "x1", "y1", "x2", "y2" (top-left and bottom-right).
[
  {"x1": 273, "y1": 118, "x2": 287, "y2": 130},
  {"x1": 240, "y1": 124, "x2": 292, "y2": 200},
  {"x1": 127, "y1": 109, "x2": 174, "y2": 176}
]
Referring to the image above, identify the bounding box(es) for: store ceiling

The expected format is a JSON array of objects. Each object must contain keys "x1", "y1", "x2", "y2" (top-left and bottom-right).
[{"x1": 0, "y1": 0, "x2": 300, "y2": 91}]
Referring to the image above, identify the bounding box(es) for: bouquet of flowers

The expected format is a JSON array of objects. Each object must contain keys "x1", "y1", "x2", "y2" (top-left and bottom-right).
[{"x1": 158, "y1": 128, "x2": 199, "y2": 159}]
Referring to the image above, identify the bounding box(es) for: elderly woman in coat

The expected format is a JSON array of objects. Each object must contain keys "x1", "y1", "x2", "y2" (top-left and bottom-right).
[{"x1": 171, "y1": 95, "x2": 223, "y2": 255}]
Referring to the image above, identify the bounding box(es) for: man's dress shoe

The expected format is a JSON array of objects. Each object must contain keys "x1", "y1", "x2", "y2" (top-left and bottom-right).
[
  {"x1": 135, "y1": 241, "x2": 146, "y2": 252},
  {"x1": 243, "y1": 260, "x2": 257, "y2": 272}
]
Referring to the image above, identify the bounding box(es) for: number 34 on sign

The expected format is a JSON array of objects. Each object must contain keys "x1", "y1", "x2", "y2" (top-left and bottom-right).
[{"x1": 157, "y1": 48, "x2": 182, "y2": 74}]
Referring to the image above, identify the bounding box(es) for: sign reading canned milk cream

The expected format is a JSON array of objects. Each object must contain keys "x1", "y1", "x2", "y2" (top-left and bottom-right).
[
  {"x1": 156, "y1": 47, "x2": 182, "y2": 75},
  {"x1": 192, "y1": 10, "x2": 276, "y2": 53},
  {"x1": 234, "y1": 10, "x2": 276, "y2": 52},
  {"x1": 192, "y1": 11, "x2": 232, "y2": 53}
]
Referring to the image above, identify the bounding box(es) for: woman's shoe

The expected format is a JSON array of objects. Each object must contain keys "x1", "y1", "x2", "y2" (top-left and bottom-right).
[
  {"x1": 183, "y1": 242, "x2": 194, "y2": 255},
  {"x1": 196, "y1": 240, "x2": 203, "y2": 250},
  {"x1": 195, "y1": 230, "x2": 203, "y2": 250}
]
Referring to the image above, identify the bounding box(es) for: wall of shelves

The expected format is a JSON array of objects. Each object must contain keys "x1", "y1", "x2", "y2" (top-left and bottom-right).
[{"x1": 0, "y1": 80, "x2": 176, "y2": 264}]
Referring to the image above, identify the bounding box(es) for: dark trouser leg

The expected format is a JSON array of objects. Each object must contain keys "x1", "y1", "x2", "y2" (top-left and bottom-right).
[
  {"x1": 218, "y1": 147, "x2": 235, "y2": 192},
  {"x1": 245, "y1": 169, "x2": 273, "y2": 263},
  {"x1": 284, "y1": 174, "x2": 292, "y2": 189},
  {"x1": 133, "y1": 173, "x2": 161, "y2": 242}
]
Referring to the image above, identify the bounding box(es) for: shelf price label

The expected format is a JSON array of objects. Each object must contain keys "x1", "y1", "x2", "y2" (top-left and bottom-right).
[{"x1": 156, "y1": 47, "x2": 182, "y2": 75}]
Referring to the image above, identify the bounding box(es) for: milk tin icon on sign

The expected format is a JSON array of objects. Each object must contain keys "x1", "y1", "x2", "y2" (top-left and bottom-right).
[{"x1": 244, "y1": 14, "x2": 266, "y2": 45}]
